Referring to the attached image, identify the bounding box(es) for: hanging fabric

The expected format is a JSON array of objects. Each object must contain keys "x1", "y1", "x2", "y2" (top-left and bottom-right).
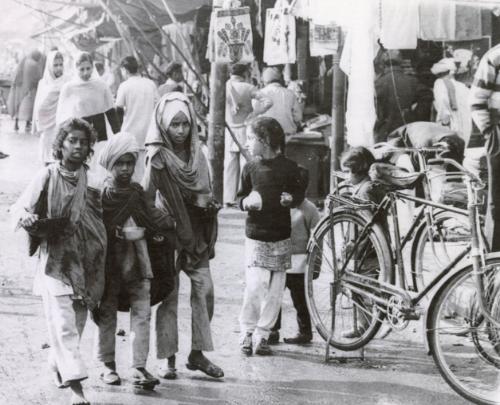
[
  {"x1": 419, "y1": 1, "x2": 456, "y2": 41},
  {"x1": 263, "y1": 7, "x2": 297, "y2": 65},
  {"x1": 455, "y1": 5, "x2": 482, "y2": 40},
  {"x1": 309, "y1": 22, "x2": 340, "y2": 57},
  {"x1": 379, "y1": 0, "x2": 418, "y2": 50}
]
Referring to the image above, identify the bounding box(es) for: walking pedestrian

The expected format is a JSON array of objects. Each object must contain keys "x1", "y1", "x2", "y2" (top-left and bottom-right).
[
  {"x1": 142, "y1": 92, "x2": 223, "y2": 379},
  {"x1": 11, "y1": 118, "x2": 107, "y2": 405},
  {"x1": 33, "y1": 50, "x2": 68, "y2": 165},
  {"x1": 269, "y1": 167, "x2": 320, "y2": 345},
  {"x1": 237, "y1": 116, "x2": 302, "y2": 356},
  {"x1": 115, "y1": 56, "x2": 159, "y2": 182},
  {"x1": 96, "y1": 134, "x2": 174, "y2": 388},
  {"x1": 158, "y1": 62, "x2": 184, "y2": 96}
]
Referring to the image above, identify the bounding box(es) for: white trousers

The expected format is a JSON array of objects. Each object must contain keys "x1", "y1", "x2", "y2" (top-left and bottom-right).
[
  {"x1": 239, "y1": 267, "x2": 286, "y2": 341},
  {"x1": 223, "y1": 127, "x2": 247, "y2": 204},
  {"x1": 42, "y1": 292, "x2": 88, "y2": 384}
]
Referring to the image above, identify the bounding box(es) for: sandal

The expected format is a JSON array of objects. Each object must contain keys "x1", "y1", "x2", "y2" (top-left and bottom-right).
[
  {"x1": 158, "y1": 366, "x2": 177, "y2": 380},
  {"x1": 100, "y1": 369, "x2": 121, "y2": 385},
  {"x1": 186, "y1": 354, "x2": 224, "y2": 378}
]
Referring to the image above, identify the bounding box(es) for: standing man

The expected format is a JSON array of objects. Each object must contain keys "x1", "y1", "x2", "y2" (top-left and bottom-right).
[
  {"x1": 224, "y1": 64, "x2": 271, "y2": 206},
  {"x1": 256, "y1": 67, "x2": 302, "y2": 136},
  {"x1": 470, "y1": 44, "x2": 500, "y2": 251},
  {"x1": 116, "y1": 56, "x2": 159, "y2": 181},
  {"x1": 158, "y1": 62, "x2": 184, "y2": 96}
]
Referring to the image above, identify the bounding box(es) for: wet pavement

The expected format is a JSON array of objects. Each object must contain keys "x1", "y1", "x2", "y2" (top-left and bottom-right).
[{"x1": 0, "y1": 115, "x2": 467, "y2": 404}]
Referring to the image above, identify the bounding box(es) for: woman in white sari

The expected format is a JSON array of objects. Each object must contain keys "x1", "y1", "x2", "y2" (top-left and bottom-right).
[{"x1": 33, "y1": 50, "x2": 69, "y2": 165}]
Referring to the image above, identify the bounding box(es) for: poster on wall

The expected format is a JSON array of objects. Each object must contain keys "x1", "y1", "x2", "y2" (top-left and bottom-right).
[
  {"x1": 208, "y1": 7, "x2": 254, "y2": 64},
  {"x1": 263, "y1": 8, "x2": 296, "y2": 65},
  {"x1": 309, "y1": 22, "x2": 339, "y2": 57}
]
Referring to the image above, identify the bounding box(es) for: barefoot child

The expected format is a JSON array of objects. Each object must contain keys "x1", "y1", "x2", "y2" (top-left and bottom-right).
[
  {"x1": 12, "y1": 118, "x2": 107, "y2": 405},
  {"x1": 269, "y1": 167, "x2": 320, "y2": 345},
  {"x1": 237, "y1": 116, "x2": 302, "y2": 356},
  {"x1": 96, "y1": 134, "x2": 174, "y2": 388}
]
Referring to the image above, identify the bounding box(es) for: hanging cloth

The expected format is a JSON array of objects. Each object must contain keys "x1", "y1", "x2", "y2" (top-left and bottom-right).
[
  {"x1": 455, "y1": 5, "x2": 482, "y2": 40},
  {"x1": 379, "y1": 0, "x2": 418, "y2": 50},
  {"x1": 263, "y1": 7, "x2": 296, "y2": 65},
  {"x1": 419, "y1": 1, "x2": 456, "y2": 41}
]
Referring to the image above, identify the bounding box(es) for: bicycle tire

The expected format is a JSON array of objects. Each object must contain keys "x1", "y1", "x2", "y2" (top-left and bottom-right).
[
  {"x1": 427, "y1": 259, "x2": 500, "y2": 405},
  {"x1": 306, "y1": 207, "x2": 393, "y2": 351},
  {"x1": 411, "y1": 210, "x2": 471, "y2": 292}
]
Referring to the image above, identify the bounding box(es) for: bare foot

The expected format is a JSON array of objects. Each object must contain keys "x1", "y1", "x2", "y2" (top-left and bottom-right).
[{"x1": 69, "y1": 381, "x2": 89, "y2": 405}]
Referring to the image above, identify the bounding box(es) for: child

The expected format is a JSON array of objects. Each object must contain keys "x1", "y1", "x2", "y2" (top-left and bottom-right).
[
  {"x1": 12, "y1": 118, "x2": 106, "y2": 405},
  {"x1": 96, "y1": 134, "x2": 174, "y2": 388},
  {"x1": 269, "y1": 167, "x2": 320, "y2": 345},
  {"x1": 237, "y1": 116, "x2": 302, "y2": 356}
]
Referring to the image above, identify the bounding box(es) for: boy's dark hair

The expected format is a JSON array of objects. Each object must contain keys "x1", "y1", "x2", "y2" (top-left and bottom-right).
[
  {"x1": 76, "y1": 52, "x2": 93, "y2": 67},
  {"x1": 296, "y1": 166, "x2": 309, "y2": 204},
  {"x1": 341, "y1": 147, "x2": 375, "y2": 175},
  {"x1": 165, "y1": 61, "x2": 182, "y2": 77},
  {"x1": 121, "y1": 56, "x2": 139, "y2": 74},
  {"x1": 53, "y1": 118, "x2": 97, "y2": 161},
  {"x1": 230, "y1": 63, "x2": 248, "y2": 77},
  {"x1": 249, "y1": 116, "x2": 285, "y2": 153}
]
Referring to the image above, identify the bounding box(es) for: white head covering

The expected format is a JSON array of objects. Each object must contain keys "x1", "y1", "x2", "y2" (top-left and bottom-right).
[
  {"x1": 159, "y1": 99, "x2": 191, "y2": 131},
  {"x1": 98, "y1": 133, "x2": 139, "y2": 171},
  {"x1": 431, "y1": 58, "x2": 457, "y2": 76}
]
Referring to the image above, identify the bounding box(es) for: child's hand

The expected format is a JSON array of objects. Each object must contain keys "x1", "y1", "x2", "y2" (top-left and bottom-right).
[
  {"x1": 280, "y1": 192, "x2": 293, "y2": 207},
  {"x1": 20, "y1": 212, "x2": 39, "y2": 228},
  {"x1": 243, "y1": 191, "x2": 262, "y2": 211}
]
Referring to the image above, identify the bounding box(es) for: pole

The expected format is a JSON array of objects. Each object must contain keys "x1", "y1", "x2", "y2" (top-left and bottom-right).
[
  {"x1": 330, "y1": 30, "x2": 345, "y2": 193},
  {"x1": 208, "y1": 63, "x2": 228, "y2": 202}
]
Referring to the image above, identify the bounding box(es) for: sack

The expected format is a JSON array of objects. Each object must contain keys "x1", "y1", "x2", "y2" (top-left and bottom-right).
[{"x1": 369, "y1": 163, "x2": 422, "y2": 190}]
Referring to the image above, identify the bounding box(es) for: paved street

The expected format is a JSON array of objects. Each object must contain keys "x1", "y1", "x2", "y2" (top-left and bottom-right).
[{"x1": 0, "y1": 115, "x2": 467, "y2": 405}]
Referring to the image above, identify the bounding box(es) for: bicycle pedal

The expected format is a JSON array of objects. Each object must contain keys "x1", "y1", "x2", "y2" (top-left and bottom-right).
[{"x1": 401, "y1": 308, "x2": 421, "y2": 321}]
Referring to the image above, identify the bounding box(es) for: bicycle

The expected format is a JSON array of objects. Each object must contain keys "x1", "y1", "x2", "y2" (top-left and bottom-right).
[{"x1": 306, "y1": 157, "x2": 500, "y2": 404}]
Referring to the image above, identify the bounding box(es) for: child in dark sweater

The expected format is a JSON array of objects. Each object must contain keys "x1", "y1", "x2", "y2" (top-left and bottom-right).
[{"x1": 237, "y1": 116, "x2": 302, "y2": 356}]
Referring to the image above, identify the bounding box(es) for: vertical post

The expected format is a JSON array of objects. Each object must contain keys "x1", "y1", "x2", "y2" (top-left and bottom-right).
[
  {"x1": 296, "y1": 19, "x2": 308, "y2": 81},
  {"x1": 330, "y1": 30, "x2": 345, "y2": 193},
  {"x1": 208, "y1": 63, "x2": 228, "y2": 202}
]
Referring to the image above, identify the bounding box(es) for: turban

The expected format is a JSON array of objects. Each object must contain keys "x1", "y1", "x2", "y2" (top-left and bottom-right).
[
  {"x1": 431, "y1": 58, "x2": 457, "y2": 76},
  {"x1": 262, "y1": 67, "x2": 282, "y2": 85},
  {"x1": 99, "y1": 133, "x2": 140, "y2": 171}
]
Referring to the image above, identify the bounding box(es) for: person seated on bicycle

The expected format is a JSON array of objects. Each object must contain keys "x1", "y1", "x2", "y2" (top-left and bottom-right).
[{"x1": 340, "y1": 147, "x2": 386, "y2": 338}]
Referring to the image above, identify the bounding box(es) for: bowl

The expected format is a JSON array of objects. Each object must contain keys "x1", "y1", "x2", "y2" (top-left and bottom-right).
[{"x1": 121, "y1": 226, "x2": 145, "y2": 241}]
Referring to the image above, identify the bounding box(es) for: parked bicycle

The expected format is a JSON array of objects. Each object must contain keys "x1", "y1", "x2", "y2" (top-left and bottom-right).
[{"x1": 307, "y1": 156, "x2": 499, "y2": 404}]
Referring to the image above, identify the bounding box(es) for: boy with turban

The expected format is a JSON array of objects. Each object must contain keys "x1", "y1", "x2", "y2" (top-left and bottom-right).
[{"x1": 96, "y1": 134, "x2": 175, "y2": 388}]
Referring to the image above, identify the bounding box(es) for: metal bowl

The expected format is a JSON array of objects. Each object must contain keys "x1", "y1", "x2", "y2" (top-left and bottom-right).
[{"x1": 121, "y1": 226, "x2": 145, "y2": 241}]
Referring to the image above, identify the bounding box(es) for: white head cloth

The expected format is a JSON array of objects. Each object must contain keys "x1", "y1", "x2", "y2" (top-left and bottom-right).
[
  {"x1": 98, "y1": 132, "x2": 139, "y2": 171},
  {"x1": 431, "y1": 58, "x2": 457, "y2": 76}
]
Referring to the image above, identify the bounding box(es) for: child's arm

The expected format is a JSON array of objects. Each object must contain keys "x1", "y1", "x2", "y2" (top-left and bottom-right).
[
  {"x1": 305, "y1": 202, "x2": 321, "y2": 237},
  {"x1": 285, "y1": 164, "x2": 304, "y2": 208},
  {"x1": 236, "y1": 163, "x2": 257, "y2": 211}
]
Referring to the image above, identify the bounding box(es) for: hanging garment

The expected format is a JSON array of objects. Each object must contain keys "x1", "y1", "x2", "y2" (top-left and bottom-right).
[
  {"x1": 263, "y1": 8, "x2": 296, "y2": 66},
  {"x1": 419, "y1": 1, "x2": 456, "y2": 41},
  {"x1": 214, "y1": 7, "x2": 254, "y2": 64},
  {"x1": 309, "y1": 22, "x2": 340, "y2": 57},
  {"x1": 455, "y1": 5, "x2": 482, "y2": 40},
  {"x1": 379, "y1": 0, "x2": 418, "y2": 50}
]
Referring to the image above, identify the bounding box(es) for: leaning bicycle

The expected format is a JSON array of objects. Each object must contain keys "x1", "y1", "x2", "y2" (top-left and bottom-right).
[{"x1": 306, "y1": 157, "x2": 500, "y2": 404}]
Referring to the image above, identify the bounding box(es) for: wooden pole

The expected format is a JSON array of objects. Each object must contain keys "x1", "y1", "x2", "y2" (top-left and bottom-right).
[
  {"x1": 208, "y1": 63, "x2": 228, "y2": 202},
  {"x1": 330, "y1": 31, "x2": 345, "y2": 192}
]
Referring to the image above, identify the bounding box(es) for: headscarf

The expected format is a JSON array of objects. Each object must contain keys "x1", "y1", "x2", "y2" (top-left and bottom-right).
[
  {"x1": 144, "y1": 92, "x2": 214, "y2": 255},
  {"x1": 33, "y1": 51, "x2": 68, "y2": 132},
  {"x1": 262, "y1": 67, "x2": 282, "y2": 85},
  {"x1": 431, "y1": 58, "x2": 457, "y2": 76},
  {"x1": 99, "y1": 133, "x2": 139, "y2": 171}
]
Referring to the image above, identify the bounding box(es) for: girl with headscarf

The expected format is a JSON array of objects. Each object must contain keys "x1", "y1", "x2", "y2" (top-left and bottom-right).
[
  {"x1": 7, "y1": 49, "x2": 44, "y2": 132},
  {"x1": 142, "y1": 92, "x2": 223, "y2": 380},
  {"x1": 33, "y1": 50, "x2": 69, "y2": 165},
  {"x1": 56, "y1": 52, "x2": 120, "y2": 185},
  {"x1": 431, "y1": 57, "x2": 472, "y2": 146},
  {"x1": 11, "y1": 118, "x2": 106, "y2": 405}
]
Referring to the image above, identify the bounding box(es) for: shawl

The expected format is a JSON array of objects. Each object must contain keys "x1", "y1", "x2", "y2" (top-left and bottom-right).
[
  {"x1": 144, "y1": 92, "x2": 216, "y2": 259},
  {"x1": 7, "y1": 50, "x2": 44, "y2": 117},
  {"x1": 56, "y1": 76, "x2": 114, "y2": 125},
  {"x1": 98, "y1": 132, "x2": 139, "y2": 171},
  {"x1": 33, "y1": 51, "x2": 68, "y2": 132},
  {"x1": 12, "y1": 162, "x2": 107, "y2": 310}
]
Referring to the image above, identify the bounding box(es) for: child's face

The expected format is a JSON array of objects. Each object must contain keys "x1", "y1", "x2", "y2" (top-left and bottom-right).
[
  {"x1": 166, "y1": 111, "x2": 191, "y2": 146},
  {"x1": 245, "y1": 127, "x2": 267, "y2": 158},
  {"x1": 61, "y1": 130, "x2": 89, "y2": 165},
  {"x1": 77, "y1": 61, "x2": 93, "y2": 81},
  {"x1": 111, "y1": 153, "x2": 136, "y2": 184},
  {"x1": 346, "y1": 168, "x2": 367, "y2": 185}
]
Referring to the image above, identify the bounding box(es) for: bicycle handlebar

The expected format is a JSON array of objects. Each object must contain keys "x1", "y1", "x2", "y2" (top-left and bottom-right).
[{"x1": 372, "y1": 142, "x2": 446, "y2": 154}]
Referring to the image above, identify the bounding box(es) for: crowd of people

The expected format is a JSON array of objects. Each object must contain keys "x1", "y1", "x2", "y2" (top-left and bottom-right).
[{"x1": 4, "y1": 38, "x2": 500, "y2": 405}]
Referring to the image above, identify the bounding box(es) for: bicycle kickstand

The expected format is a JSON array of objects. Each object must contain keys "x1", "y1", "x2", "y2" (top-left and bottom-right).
[{"x1": 325, "y1": 280, "x2": 341, "y2": 363}]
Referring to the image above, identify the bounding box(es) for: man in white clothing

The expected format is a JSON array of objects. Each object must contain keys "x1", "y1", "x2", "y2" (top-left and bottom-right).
[{"x1": 116, "y1": 56, "x2": 159, "y2": 181}]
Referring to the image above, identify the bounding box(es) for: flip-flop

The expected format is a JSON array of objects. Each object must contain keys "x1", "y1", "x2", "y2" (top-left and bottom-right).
[
  {"x1": 186, "y1": 359, "x2": 224, "y2": 378},
  {"x1": 100, "y1": 370, "x2": 121, "y2": 385}
]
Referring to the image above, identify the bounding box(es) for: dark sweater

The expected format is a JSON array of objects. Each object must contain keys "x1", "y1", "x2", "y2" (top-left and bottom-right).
[{"x1": 237, "y1": 154, "x2": 302, "y2": 242}]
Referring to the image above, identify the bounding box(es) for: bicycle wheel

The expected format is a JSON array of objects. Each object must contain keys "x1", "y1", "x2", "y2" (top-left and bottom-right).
[
  {"x1": 427, "y1": 259, "x2": 500, "y2": 405},
  {"x1": 411, "y1": 211, "x2": 471, "y2": 292},
  {"x1": 306, "y1": 208, "x2": 393, "y2": 351}
]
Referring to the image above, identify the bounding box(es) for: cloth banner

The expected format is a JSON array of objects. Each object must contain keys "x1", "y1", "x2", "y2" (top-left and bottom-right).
[
  {"x1": 208, "y1": 7, "x2": 254, "y2": 64},
  {"x1": 419, "y1": 1, "x2": 456, "y2": 41},
  {"x1": 263, "y1": 8, "x2": 296, "y2": 66},
  {"x1": 309, "y1": 22, "x2": 339, "y2": 57},
  {"x1": 379, "y1": 0, "x2": 418, "y2": 50}
]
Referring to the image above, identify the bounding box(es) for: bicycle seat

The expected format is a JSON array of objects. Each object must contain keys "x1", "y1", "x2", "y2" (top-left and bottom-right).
[{"x1": 369, "y1": 163, "x2": 423, "y2": 190}]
